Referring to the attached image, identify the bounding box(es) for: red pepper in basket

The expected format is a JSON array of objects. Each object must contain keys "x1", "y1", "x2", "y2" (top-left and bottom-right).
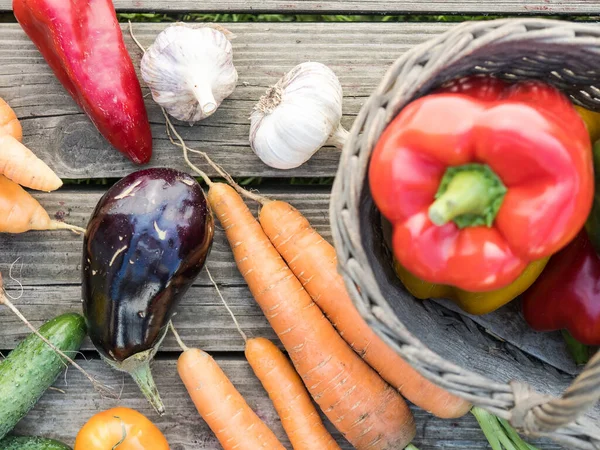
[
  {"x1": 13, "y1": 0, "x2": 152, "y2": 165},
  {"x1": 522, "y1": 230, "x2": 600, "y2": 346},
  {"x1": 369, "y1": 76, "x2": 593, "y2": 292}
]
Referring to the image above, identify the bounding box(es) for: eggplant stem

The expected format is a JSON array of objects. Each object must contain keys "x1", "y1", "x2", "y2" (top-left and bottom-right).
[
  {"x1": 404, "y1": 445, "x2": 420, "y2": 450},
  {"x1": 127, "y1": 22, "x2": 270, "y2": 207},
  {"x1": 0, "y1": 273, "x2": 115, "y2": 398},
  {"x1": 169, "y1": 321, "x2": 190, "y2": 352},
  {"x1": 130, "y1": 359, "x2": 165, "y2": 416},
  {"x1": 206, "y1": 267, "x2": 247, "y2": 343}
]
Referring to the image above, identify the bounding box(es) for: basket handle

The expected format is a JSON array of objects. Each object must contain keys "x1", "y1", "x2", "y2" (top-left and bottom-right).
[{"x1": 511, "y1": 350, "x2": 600, "y2": 433}]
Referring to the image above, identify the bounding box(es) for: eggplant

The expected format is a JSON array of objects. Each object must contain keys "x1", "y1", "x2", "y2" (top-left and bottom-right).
[{"x1": 82, "y1": 168, "x2": 214, "y2": 415}]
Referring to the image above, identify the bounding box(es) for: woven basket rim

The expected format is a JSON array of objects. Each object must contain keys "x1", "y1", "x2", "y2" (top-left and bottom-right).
[{"x1": 330, "y1": 17, "x2": 600, "y2": 450}]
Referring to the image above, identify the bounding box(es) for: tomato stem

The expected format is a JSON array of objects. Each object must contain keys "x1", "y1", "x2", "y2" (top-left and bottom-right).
[{"x1": 429, "y1": 164, "x2": 506, "y2": 228}]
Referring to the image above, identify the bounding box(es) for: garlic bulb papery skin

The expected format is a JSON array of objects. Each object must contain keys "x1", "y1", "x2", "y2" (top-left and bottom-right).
[
  {"x1": 141, "y1": 24, "x2": 238, "y2": 123},
  {"x1": 249, "y1": 62, "x2": 349, "y2": 170}
]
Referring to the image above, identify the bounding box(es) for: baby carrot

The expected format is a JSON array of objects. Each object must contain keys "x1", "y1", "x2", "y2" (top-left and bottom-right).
[
  {"x1": 208, "y1": 268, "x2": 340, "y2": 450},
  {"x1": 171, "y1": 326, "x2": 286, "y2": 450},
  {"x1": 259, "y1": 200, "x2": 472, "y2": 419},
  {"x1": 245, "y1": 337, "x2": 341, "y2": 450}
]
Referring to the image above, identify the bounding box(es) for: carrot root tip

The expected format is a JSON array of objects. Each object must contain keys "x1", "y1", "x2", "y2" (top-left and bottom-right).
[{"x1": 49, "y1": 220, "x2": 87, "y2": 235}]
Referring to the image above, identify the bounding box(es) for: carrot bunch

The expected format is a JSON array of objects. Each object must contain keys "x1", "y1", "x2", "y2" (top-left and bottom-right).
[{"x1": 0, "y1": 97, "x2": 83, "y2": 234}]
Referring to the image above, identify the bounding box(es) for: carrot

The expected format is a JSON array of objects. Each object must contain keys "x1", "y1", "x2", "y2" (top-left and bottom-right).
[
  {"x1": 259, "y1": 200, "x2": 472, "y2": 419},
  {"x1": 207, "y1": 268, "x2": 341, "y2": 450},
  {"x1": 170, "y1": 324, "x2": 286, "y2": 450},
  {"x1": 0, "y1": 97, "x2": 22, "y2": 142},
  {"x1": 207, "y1": 182, "x2": 415, "y2": 450},
  {"x1": 0, "y1": 175, "x2": 84, "y2": 234},
  {"x1": 245, "y1": 337, "x2": 342, "y2": 450},
  {"x1": 0, "y1": 134, "x2": 62, "y2": 192}
]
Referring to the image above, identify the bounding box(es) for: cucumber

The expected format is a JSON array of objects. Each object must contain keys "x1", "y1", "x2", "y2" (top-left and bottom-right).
[
  {"x1": 0, "y1": 436, "x2": 72, "y2": 450},
  {"x1": 0, "y1": 313, "x2": 86, "y2": 440}
]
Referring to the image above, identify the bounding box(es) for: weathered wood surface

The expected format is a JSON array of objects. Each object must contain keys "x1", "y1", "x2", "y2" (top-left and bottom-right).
[
  {"x1": 0, "y1": 22, "x2": 454, "y2": 179},
  {"x1": 9, "y1": 358, "x2": 562, "y2": 450},
  {"x1": 1, "y1": 0, "x2": 598, "y2": 14},
  {"x1": 0, "y1": 187, "x2": 585, "y2": 413}
]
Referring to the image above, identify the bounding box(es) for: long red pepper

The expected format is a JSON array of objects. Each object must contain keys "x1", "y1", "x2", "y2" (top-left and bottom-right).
[{"x1": 13, "y1": 0, "x2": 153, "y2": 165}]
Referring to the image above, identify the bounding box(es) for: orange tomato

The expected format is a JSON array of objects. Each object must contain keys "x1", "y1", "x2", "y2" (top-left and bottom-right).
[{"x1": 74, "y1": 407, "x2": 169, "y2": 450}]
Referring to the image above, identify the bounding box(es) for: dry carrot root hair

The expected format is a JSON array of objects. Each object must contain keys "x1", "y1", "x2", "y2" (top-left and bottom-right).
[
  {"x1": 0, "y1": 271, "x2": 115, "y2": 397},
  {"x1": 169, "y1": 323, "x2": 286, "y2": 450},
  {"x1": 0, "y1": 175, "x2": 85, "y2": 234},
  {"x1": 206, "y1": 268, "x2": 341, "y2": 450},
  {"x1": 259, "y1": 200, "x2": 472, "y2": 419}
]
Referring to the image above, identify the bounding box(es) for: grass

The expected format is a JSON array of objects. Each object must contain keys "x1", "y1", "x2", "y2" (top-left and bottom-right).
[{"x1": 117, "y1": 13, "x2": 600, "y2": 23}]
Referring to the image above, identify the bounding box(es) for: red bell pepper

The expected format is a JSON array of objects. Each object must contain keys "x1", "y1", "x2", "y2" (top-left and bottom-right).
[
  {"x1": 369, "y1": 76, "x2": 593, "y2": 292},
  {"x1": 522, "y1": 230, "x2": 600, "y2": 346},
  {"x1": 13, "y1": 0, "x2": 152, "y2": 165}
]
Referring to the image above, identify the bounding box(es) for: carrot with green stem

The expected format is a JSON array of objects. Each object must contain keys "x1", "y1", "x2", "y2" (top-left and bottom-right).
[
  {"x1": 206, "y1": 268, "x2": 341, "y2": 450},
  {"x1": 0, "y1": 175, "x2": 84, "y2": 234},
  {"x1": 169, "y1": 322, "x2": 286, "y2": 450}
]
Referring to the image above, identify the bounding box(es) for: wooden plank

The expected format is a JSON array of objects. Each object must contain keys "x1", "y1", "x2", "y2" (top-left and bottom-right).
[
  {"x1": 9, "y1": 358, "x2": 561, "y2": 450},
  {"x1": 0, "y1": 187, "x2": 332, "y2": 287},
  {"x1": 0, "y1": 186, "x2": 588, "y2": 407},
  {"x1": 1, "y1": 0, "x2": 598, "y2": 14},
  {"x1": 0, "y1": 22, "x2": 452, "y2": 179}
]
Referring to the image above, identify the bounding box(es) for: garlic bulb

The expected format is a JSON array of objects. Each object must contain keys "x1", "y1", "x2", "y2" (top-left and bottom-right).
[
  {"x1": 249, "y1": 62, "x2": 349, "y2": 170},
  {"x1": 141, "y1": 23, "x2": 238, "y2": 123}
]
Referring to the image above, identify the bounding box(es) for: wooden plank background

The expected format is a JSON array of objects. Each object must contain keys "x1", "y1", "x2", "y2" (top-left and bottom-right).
[
  {"x1": 0, "y1": 22, "x2": 451, "y2": 179},
  {"x1": 1, "y1": 0, "x2": 599, "y2": 14}
]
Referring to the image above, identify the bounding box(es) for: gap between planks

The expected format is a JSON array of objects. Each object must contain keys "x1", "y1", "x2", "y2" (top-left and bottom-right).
[{"x1": 0, "y1": 0, "x2": 598, "y2": 14}]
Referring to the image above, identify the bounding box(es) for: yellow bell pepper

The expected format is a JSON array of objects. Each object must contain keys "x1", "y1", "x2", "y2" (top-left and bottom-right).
[
  {"x1": 575, "y1": 105, "x2": 600, "y2": 143},
  {"x1": 393, "y1": 258, "x2": 549, "y2": 315}
]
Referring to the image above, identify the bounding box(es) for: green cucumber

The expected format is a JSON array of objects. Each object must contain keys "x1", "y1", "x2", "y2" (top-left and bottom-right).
[
  {"x1": 0, "y1": 436, "x2": 72, "y2": 450},
  {"x1": 0, "y1": 313, "x2": 86, "y2": 440}
]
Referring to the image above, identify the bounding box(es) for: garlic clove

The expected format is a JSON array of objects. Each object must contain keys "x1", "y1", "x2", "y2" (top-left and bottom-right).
[
  {"x1": 141, "y1": 23, "x2": 238, "y2": 123},
  {"x1": 249, "y1": 62, "x2": 346, "y2": 170}
]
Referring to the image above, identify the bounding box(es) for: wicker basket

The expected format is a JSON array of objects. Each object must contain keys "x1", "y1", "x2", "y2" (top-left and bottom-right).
[{"x1": 330, "y1": 19, "x2": 600, "y2": 450}]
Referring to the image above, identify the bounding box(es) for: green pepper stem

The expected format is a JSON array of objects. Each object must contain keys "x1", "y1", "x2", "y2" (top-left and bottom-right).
[{"x1": 429, "y1": 164, "x2": 507, "y2": 229}]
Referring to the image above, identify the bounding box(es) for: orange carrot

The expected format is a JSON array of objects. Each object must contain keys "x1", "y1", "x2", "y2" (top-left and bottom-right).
[
  {"x1": 0, "y1": 175, "x2": 84, "y2": 234},
  {"x1": 259, "y1": 200, "x2": 472, "y2": 419},
  {"x1": 245, "y1": 337, "x2": 341, "y2": 450},
  {"x1": 0, "y1": 97, "x2": 22, "y2": 142},
  {"x1": 209, "y1": 269, "x2": 340, "y2": 450},
  {"x1": 0, "y1": 134, "x2": 62, "y2": 192},
  {"x1": 171, "y1": 326, "x2": 286, "y2": 450},
  {"x1": 208, "y1": 182, "x2": 415, "y2": 450}
]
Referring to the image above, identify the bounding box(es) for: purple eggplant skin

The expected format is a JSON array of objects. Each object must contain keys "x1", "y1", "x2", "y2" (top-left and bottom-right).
[{"x1": 82, "y1": 168, "x2": 214, "y2": 363}]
